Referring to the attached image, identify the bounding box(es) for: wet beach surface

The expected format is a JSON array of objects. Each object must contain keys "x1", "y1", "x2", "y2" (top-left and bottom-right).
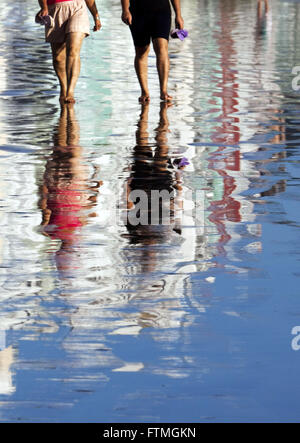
[{"x1": 0, "y1": 0, "x2": 300, "y2": 422}]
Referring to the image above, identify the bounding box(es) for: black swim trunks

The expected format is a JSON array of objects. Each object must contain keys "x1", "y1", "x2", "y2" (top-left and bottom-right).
[{"x1": 129, "y1": 0, "x2": 171, "y2": 47}]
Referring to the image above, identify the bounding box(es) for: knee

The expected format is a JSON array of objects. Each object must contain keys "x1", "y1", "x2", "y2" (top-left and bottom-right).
[
  {"x1": 153, "y1": 43, "x2": 169, "y2": 59},
  {"x1": 155, "y1": 50, "x2": 169, "y2": 63},
  {"x1": 135, "y1": 46, "x2": 150, "y2": 60},
  {"x1": 67, "y1": 45, "x2": 81, "y2": 60},
  {"x1": 52, "y1": 51, "x2": 65, "y2": 66}
]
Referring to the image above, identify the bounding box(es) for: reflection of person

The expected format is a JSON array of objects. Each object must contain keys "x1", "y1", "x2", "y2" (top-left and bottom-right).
[
  {"x1": 121, "y1": 0, "x2": 184, "y2": 102},
  {"x1": 118, "y1": 103, "x2": 196, "y2": 341},
  {"x1": 124, "y1": 102, "x2": 188, "y2": 267},
  {"x1": 39, "y1": 104, "x2": 102, "y2": 279},
  {"x1": 36, "y1": 0, "x2": 101, "y2": 103},
  {"x1": 256, "y1": 114, "x2": 286, "y2": 197},
  {"x1": 257, "y1": 0, "x2": 269, "y2": 15},
  {"x1": 256, "y1": 0, "x2": 269, "y2": 35}
]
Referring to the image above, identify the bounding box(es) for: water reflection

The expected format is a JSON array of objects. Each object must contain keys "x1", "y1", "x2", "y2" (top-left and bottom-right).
[
  {"x1": 0, "y1": 330, "x2": 15, "y2": 396},
  {"x1": 209, "y1": 0, "x2": 242, "y2": 254},
  {"x1": 256, "y1": 0, "x2": 270, "y2": 36},
  {"x1": 40, "y1": 104, "x2": 101, "y2": 283},
  {"x1": 118, "y1": 103, "x2": 195, "y2": 337},
  {"x1": 124, "y1": 102, "x2": 186, "y2": 248}
]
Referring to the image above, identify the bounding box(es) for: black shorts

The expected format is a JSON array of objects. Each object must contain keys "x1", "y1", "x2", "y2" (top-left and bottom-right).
[{"x1": 129, "y1": 10, "x2": 172, "y2": 47}]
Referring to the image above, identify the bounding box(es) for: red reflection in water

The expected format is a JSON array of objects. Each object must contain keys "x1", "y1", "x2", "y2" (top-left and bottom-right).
[{"x1": 208, "y1": 1, "x2": 241, "y2": 252}]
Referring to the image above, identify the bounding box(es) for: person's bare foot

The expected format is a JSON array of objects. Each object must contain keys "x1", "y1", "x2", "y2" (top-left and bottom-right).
[
  {"x1": 64, "y1": 95, "x2": 76, "y2": 104},
  {"x1": 139, "y1": 93, "x2": 150, "y2": 103},
  {"x1": 160, "y1": 92, "x2": 172, "y2": 102}
]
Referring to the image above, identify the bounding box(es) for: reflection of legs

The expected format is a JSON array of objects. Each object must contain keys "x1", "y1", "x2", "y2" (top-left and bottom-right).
[
  {"x1": 153, "y1": 38, "x2": 172, "y2": 102},
  {"x1": 134, "y1": 45, "x2": 151, "y2": 103},
  {"x1": 57, "y1": 103, "x2": 68, "y2": 146},
  {"x1": 67, "y1": 104, "x2": 80, "y2": 146},
  {"x1": 51, "y1": 42, "x2": 67, "y2": 102},
  {"x1": 65, "y1": 32, "x2": 85, "y2": 103},
  {"x1": 257, "y1": 0, "x2": 269, "y2": 14},
  {"x1": 56, "y1": 103, "x2": 79, "y2": 146},
  {"x1": 264, "y1": 0, "x2": 269, "y2": 13},
  {"x1": 126, "y1": 103, "x2": 150, "y2": 210},
  {"x1": 137, "y1": 102, "x2": 150, "y2": 142},
  {"x1": 155, "y1": 102, "x2": 169, "y2": 171}
]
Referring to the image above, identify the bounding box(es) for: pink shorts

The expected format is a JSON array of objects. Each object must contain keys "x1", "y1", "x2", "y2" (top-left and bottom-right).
[{"x1": 46, "y1": 0, "x2": 90, "y2": 43}]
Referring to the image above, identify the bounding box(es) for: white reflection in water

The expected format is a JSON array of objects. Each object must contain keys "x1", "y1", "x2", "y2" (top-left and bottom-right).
[
  {"x1": 0, "y1": 331, "x2": 15, "y2": 395},
  {"x1": 40, "y1": 102, "x2": 207, "y2": 378}
]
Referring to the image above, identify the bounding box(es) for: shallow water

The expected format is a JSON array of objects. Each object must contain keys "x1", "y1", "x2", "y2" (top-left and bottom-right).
[{"x1": 0, "y1": 0, "x2": 300, "y2": 423}]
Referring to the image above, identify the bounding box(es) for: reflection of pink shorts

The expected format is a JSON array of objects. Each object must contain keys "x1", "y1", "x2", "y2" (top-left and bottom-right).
[{"x1": 46, "y1": 0, "x2": 90, "y2": 43}]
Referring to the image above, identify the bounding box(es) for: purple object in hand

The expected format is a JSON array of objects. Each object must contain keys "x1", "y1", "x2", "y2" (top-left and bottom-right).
[
  {"x1": 35, "y1": 14, "x2": 54, "y2": 28},
  {"x1": 178, "y1": 157, "x2": 190, "y2": 167},
  {"x1": 173, "y1": 157, "x2": 190, "y2": 169},
  {"x1": 171, "y1": 29, "x2": 189, "y2": 41}
]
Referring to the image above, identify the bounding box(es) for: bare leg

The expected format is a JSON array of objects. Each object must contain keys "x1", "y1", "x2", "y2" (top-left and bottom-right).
[
  {"x1": 153, "y1": 38, "x2": 172, "y2": 102},
  {"x1": 134, "y1": 45, "x2": 151, "y2": 103},
  {"x1": 51, "y1": 42, "x2": 67, "y2": 102},
  {"x1": 65, "y1": 32, "x2": 86, "y2": 103}
]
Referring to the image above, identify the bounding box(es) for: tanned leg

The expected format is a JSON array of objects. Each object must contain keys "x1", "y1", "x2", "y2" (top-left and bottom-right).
[
  {"x1": 152, "y1": 38, "x2": 172, "y2": 102},
  {"x1": 65, "y1": 32, "x2": 86, "y2": 103},
  {"x1": 51, "y1": 42, "x2": 67, "y2": 103},
  {"x1": 134, "y1": 45, "x2": 151, "y2": 103}
]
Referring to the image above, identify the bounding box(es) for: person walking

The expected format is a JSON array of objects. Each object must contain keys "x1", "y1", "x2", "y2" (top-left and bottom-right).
[
  {"x1": 121, "y1": 0, "x2": 184, "y2": 103},
  {"x1": 37, "y1": 0, "x2": 101, "y2": 103}
]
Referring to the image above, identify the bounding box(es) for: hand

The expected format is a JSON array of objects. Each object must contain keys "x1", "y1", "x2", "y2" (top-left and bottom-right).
[
  {"x1": 93, "y1": 16, "x2": 101, "y2": 31},
  {"x1": 175, "y1": 15, "x2": 184, "y2": 30},
  {"x1": 122, "y1": 10, "x2": 132, "y2": 26},
  {"x1": 37, "y1": 7, "x2": 49, "y2": 17}
]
